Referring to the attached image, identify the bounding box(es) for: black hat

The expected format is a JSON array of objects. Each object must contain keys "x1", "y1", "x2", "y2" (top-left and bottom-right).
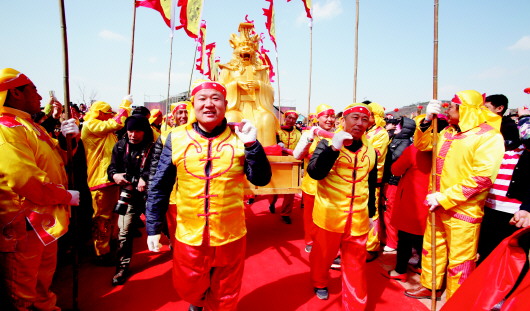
[{"x1": 125, "y1": 115, "x2": 151, "y2": 132}]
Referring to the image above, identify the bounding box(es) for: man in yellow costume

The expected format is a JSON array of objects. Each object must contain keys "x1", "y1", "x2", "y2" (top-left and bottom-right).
[
  {"x1": 145, "y1": 80, "x2": 271, "y2": 311},
  {"x1": 363, "y1": 101, "x2": 389, "y2": 261},
  {"x1": 82, "y1": 96, "x2": 132, "y2": 265},
  {"x1": 404, "y1": 90, "x2": 504, "y2": 300},
  {"x1": 268, "y1": 110, "x2": 301, "y2": 224},
  {"x1": 148, "y1": 108, "x2": 163, "y2": 140},
  {"x1": 0, "y1": 68, "x2": 80, "y2": 310},
  {"x1": 293, "y1": 104, "x2": 336, "y2": 252},
  {"x1": 307, "y1": 103, "x2": 377, "y2": 309},
  {"x1": 219, "y1": 22, "x2": 279, "y2": 147}
]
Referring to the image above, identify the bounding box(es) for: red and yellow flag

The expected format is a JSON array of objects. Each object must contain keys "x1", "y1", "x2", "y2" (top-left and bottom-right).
[
  {"x1": 288, "y1": 0, "x2": 312, "y2": 19},
  {"x1": 263, "y1": 0, "x2": 276, "y2": 48},
  {"x1": 205, "y1": 43, "x2": 218, "y2": 81},
  {"x1": 177, "y1": 0, "x2": 204, "y2": 39},
  {"x1": 136, "y1": 0, "x2": 173, "y2": 27},
  {"x1": 259, "y1": 46, "x2": 275, "y2": 83},
  {"x1": 195, "y1": 21, "x2": 207, "y2": 74}
]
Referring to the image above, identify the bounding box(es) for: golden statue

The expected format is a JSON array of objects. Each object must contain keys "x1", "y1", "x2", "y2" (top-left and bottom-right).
[{"x1": 219, "y1": 22, "x2": 279, "y2": 147}]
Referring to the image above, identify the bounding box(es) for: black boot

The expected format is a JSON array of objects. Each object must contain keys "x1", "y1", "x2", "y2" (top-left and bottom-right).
[
  {"x1": 112, "y1": 266, "x2": 129, "y2": 286},
  {"x1": 188, "y1": 304, "x2": 203, "y2": 311}
]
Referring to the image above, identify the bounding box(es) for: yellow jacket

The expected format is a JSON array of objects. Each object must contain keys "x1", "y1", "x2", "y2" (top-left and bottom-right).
[
  {"x1": 366, "y1": 126, "x2": 389, "y2": 182},
  {"x1": 0, "y1": 107, "x2": 71, "y2": 250},
  {"x1": 313, "y1": 136, "x2": 377, "y2": 236},
  {"x1": 277, "y1": 127, "x2": 302, "y2": 150},
  {"x1": 300, "y1": 134, "x2": 322, "y2": 195},
  {"x1": 81, "y1": 103, "x2": 130, "y2": 190},
  {"x1": 171, "y1": 124, "x2": 247, "y2": 246},
  {"x1": 414, "y1": 90, "x2": 504, "y2": 219}
]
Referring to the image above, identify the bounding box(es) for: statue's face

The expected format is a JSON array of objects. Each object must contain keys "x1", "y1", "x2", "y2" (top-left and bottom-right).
[{"x1": 236, "y1": 44, "x2": 254, "y2": 64}]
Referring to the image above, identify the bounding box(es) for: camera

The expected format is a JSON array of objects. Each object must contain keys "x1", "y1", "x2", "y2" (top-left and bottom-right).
[{"x1": 114, "y1": 175, "x2": 138, "y2": 215}]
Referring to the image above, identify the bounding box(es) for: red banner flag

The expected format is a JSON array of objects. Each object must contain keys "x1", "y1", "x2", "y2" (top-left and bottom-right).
[
  {"x1": 287, "y1": 0, "x2": 312, "y2": 19},
  {"x1": 136, "y1": 0, "x2": 173, "y2": 27},
  {"x1": 205, "y1": 43, "x2": 218, "y2": 81},
  {"x1": 263, "y1": 0, "x2": 276, "y2": 48},
  {"x1": 259, "y1": 46, "x2": 275, "y2": 83},
  {"x1": 195, "y1": 21, "x2": 207, "y2": 74},
  {"x1": 177, "y1": 0, "x2": 204, "y2": 39}
]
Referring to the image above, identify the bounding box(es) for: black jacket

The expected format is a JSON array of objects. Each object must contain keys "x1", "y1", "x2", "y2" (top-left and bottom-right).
[
  {"x1": 506, "y1": 115, "x2": 530, "y2": 211},
  {"x1": 383, "y1": 117, "x2": 416, "y2": 186}
]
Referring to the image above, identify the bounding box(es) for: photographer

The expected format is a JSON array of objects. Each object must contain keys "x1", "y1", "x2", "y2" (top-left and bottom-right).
[{"x1": 107, "y1": 115, "x2": 154, "y2": 285}]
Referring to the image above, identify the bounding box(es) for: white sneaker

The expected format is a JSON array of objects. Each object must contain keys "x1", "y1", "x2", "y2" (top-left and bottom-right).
[{"x1": 383, "y1": 246, "x2": 396, "y2": 252}]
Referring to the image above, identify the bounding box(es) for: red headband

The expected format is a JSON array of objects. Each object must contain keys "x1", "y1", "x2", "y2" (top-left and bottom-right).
[
  {"x1": 172, "y1": 103, "x2": 188, "y2": 114},
  {"x1": 317, "y1": 108, "x2": 335, "y2": 118},
  {"x1": 0, "y1": 73, "x2": 32, "y2": 92},
  {"x1": 191, "y1": 81, "x2": 226, "y2": 97},
  {"x1": 344, "y1": 105, "x2": 370, "y2": 116},
  {"x1": 285, "y1": 111, "x2": 298, "y2": 118}
]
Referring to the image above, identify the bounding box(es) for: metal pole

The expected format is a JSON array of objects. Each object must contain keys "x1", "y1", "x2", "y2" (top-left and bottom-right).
[
  {"x1": 307, "y1": 18, "x2": 313, "y2": 118},
  {"x1": 58, "y1": 0, "x2": 78, "y2": 309},
  {"x1": 275, "y1": 51, "x2": 281, "y2": 119},
  {"x1": 353, "y1": 0, "x2": 360, "y2": 103},
  {"x1": 127, "y1": 0, "x2": 137, "y2": 94}
]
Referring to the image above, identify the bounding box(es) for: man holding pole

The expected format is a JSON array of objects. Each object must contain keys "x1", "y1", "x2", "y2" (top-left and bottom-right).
[
  {"x1": 145, "y1": 80, "x2": 271, "y2": 311},
  {"x1": 0, "y1": 68, "x2": 80, "y2": 310},
  {"x1": 404, "y1": 90, "x2": 504, "y2": 300}
]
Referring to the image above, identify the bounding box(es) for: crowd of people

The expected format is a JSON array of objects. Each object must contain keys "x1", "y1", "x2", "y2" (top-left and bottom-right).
[{"x1": 1, "y1": 67, "x2": 529, "y2": 311}]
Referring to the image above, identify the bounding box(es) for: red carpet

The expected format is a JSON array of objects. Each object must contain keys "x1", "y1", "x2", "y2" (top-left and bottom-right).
[{"x1": 53, "y1": 195, "x2": 433, "y2": 310}]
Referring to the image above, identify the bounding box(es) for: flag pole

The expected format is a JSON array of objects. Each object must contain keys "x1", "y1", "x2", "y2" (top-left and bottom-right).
[
  {"x1": 127, "y1": 0, "x2": 137, "y2": 94},
  {"x1": 275, "y1": 51, "x2": 282, "y2": 120},
  {"x1": 187, "y1": 42, "x2": 199, "y2": 96},
  {"x1": 58, "y1": 0, "x2": 78, "y2": 309},
  {"x1": 430, "y1": 0, "x2": 439, "y2": 308},
  {"x1": 353, "y1": 0, "x2": 360, "y2": 103},
  {"x1": 164, "y1": 34, "x2": 175, "y2": 133},
  {"x1": 307, "y1": 18, "x2": 313, "y2": 121}
]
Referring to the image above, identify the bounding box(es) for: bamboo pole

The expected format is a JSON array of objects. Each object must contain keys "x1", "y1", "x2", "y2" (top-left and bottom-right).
[
  {"x1": 430, "y1": 0, "x2": 439, "y2": 309},
  {"x1": 307, "y1": 18, "x2": 313, "y2": 120},
  {"x1": 127, "y1": 0, "x2": 137, "y2": 94},
  {"x1": 353, "y1": 0, "x2": 360, "y2": 103},
  {"x1": 58, "y1": 0, "x2": 77, "y2": 309}
]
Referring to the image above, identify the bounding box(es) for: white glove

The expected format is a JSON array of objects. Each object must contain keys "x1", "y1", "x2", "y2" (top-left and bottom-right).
[
  {"x1": 293, "y1": 128, "x2": 315, "y2": 160},
  {"x1": 235, "y1": 119, "x2": 257, "y2": 145},
  {"x1": 60, "y1": 118, "x2": 80, "y2": 137},
  {"x1": 122, "y1": 94, "x2": 133, "y2": 107},
  {"x1": 331, "y1": 131, "x2": 353, "y2": 151},
  {"x1": 278, "y1": 142, "x2": 285, "y2": 148},
  {"x1": 147, "y1": 234, "x2": 162, "y2": 252},
  {"x1": 426, "y1": 192, "x2": 442, "y2": 211},
  {"x1": 67, "y1": 190, "x2": 80, "y2": 206},
  {"x1": 425, "y1": 99, "x2": 442, "y2": 122}
]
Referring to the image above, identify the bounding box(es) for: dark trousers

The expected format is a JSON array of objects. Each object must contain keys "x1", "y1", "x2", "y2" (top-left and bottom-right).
[
  {"x1": 395, "y1": 230, "x2": 423, "y2": 274},
  {"x1": 477, "y1": 207, "x2": 518, "y2": 265}
]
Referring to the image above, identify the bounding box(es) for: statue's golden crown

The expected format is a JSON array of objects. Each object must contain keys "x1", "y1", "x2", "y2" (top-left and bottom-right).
[{"x1": 229, "y1": 22, "x2": 260, "y2": 51}]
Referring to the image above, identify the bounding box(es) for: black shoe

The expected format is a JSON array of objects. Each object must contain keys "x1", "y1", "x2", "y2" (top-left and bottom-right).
[
  {"x1": 112, "y1": 267, "x2": 129, "y2": 286},
  {"x1": 93, "y1": 253, "x2": 115, "y2": 267},
  {"x1": 366, "y1": 251, "x2": 379, "y2": 263},
  {"x1": 281, "y1": 216, "x2": 292, "y2": 224},
  {"x1": 304, "y1": 245, "x2": 312, "y2": 253},
  {"x1": 269, "y1": 204, "x2": 276, "y2": 214},
  {"x1": 188, "y1": 304, "x2": 203, "y2": 311},
  {"x1": 330, "y1": 256, "x2": 341, "y2": 270},
  {"x1": 314, "y1": 287, "x2": 329, "y2": 300}
]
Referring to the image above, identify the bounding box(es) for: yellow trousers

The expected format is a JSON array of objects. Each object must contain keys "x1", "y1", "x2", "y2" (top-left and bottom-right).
[
  {"x1": 91, "y1": 186, "x2": 119, "y2": 256},
  {"x1": 420, "y1": 210, "x2": 481, "y2": 299}
]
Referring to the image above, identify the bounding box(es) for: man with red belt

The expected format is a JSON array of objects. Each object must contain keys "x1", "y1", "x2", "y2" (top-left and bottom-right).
[
  {"x1": 0, "y1": 68, "x2": 80, "y2": 310},
  {"x1": 293, "y1": 104, "x2": 335, "y2": 252},
  {"x1": 145, "y1": 80, "x2": 271, "y2": 311},
  {"x1": 82, "y1": 96, "x2": 132, "y2": 265},
  {"x1": 405, "y1": 90, "x2": 504, "y2": 300},
  {"x1": 307, "y1": 103, "x2": 377, "y2": 309},
  {"x1": 270, "y1": 109, "x2": 301, "y2": 224}
]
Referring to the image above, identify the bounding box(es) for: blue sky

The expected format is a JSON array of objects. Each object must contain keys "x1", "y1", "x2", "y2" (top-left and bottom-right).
[{"x1": 1, "y1": 0, "x2": 529, "y2": 115}]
